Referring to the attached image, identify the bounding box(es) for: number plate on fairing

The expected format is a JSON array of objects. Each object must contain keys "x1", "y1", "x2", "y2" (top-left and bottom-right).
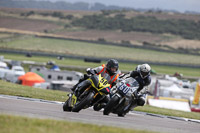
[{"x1": 118, "y1": 83, "x2": 130, "y2": 95}]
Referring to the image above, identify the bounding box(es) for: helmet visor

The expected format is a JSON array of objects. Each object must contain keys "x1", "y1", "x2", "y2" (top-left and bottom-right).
[{"x1": 141, "y1": 71, "x2": 149, "y2": 78}]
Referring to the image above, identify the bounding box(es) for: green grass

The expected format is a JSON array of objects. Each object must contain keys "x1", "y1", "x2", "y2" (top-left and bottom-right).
[
  {"x1": 1, "y1": 52, "x2": 200, "y2": 77},
  {"x1": 0, "y1": 33, "x2": 14, "y2": 38},
  {"x1": 0, "y1": 80, "x2": 200, "y2": 120},
  {"x1": 0, "y1": 36, "x2": 200, "y2": 65},
  {"x1": 0, "y1": 114, "x2": 155, "y2": 133},
  {"x1": 0, "y1": 80, "x2": 67, "y2": 101},
  {"x1": 135, "y1": 105, "x2": 200, "y2": 120}
]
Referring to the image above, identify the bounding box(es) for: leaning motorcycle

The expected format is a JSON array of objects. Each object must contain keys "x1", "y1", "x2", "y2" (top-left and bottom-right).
[
  {"x1": 103, "y1": 77, "x2": 144, "y2": 117},
  {"x1": 63, "y1": 73, "x2": 111, "y2": 112}
]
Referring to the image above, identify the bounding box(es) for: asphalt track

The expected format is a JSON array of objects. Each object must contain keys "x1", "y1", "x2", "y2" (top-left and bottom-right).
[{"x1": 0, "y1": 96, "x2": 200, "y2": 133}]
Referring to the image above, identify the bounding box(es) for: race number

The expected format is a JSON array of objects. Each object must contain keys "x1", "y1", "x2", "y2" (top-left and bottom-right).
[
  {"x1": 100, "y1": 77, "x2": 108, "y2": 86},
  {"x1": 118, "y1": 83, "x2": 130, "y2": 95}
]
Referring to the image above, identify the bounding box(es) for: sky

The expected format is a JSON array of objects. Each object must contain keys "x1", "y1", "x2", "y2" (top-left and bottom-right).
[{"x1": 47, "y1": 0, "x2": 200, "y2": 13}]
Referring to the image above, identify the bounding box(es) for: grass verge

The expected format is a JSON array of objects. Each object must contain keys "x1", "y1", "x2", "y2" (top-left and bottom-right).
[
  {"x1": 0, "y1": 80, "x2": 67, "y2": 102},
  {"x1": 0, "y1": 80, "x2": 200, "y2": 120},
  {"x1": 0, "y1": 35, "x2": 199, "y2": 65},
  {"x1": 0, "y1": 114, "x2": 155, "y2": 133},
  {"x1": 1, "y1": 53, "x2": 200, "y2": 77},
  {"x1": 135, "y1": 105, "x2": 200, "y2": 120}
]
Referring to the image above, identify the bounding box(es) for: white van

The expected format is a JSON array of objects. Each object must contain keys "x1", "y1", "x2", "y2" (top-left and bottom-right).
[
  {"x1": 0, "y1": 61, "x2": 8, "y2": 79},
  {"x1": 5, "y1": 66, "x2": 25, "y2": 83}
]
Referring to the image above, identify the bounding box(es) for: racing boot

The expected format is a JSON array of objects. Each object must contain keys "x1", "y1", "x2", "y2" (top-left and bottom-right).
[{"x1": 93, "y1": 95, "x2": 110, "y2": 111}]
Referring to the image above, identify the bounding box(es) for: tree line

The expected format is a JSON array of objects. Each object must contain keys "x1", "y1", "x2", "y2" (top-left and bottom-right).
[
  {"x1": 0, "y1": 0, "x2": 126, "y2": 11},
  {"x1": 19, "y1": 10, "x2": 200, "y2": 40},
  {"x1": 71, "y1": 14, "x2": 200, "y2": 40}
]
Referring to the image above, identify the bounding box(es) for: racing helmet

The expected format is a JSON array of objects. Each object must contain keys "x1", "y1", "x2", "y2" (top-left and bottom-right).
[
  {"x1": 138, "y1": 64, "x2": 151, "y2": 79},
  {"x1": 106, "y1": 59, "x2": 119, "y2": 76}
]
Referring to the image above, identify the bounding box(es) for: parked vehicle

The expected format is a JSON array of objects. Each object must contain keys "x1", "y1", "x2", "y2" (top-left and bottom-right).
[
  {"x1": 0, "y1": 61, "x2": 8, "y2": 79},
  {"x1": 178, "y1": 79, "x2": 191, "y2": 88},
  {"x1": 5, "y1": 66, "x2": 25, "y2": 83},
  {"x1": 30, "y1": 66, "x2": 83, "y2": 83}
]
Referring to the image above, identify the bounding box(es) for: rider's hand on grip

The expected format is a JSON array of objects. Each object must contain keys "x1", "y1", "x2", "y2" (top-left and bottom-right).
[
  {"x1": 86, "y1": 68, "x2": 91, "y2": 74},
  {"x1": 86, "y1": 68, "x2": 96, "y2": 75}
]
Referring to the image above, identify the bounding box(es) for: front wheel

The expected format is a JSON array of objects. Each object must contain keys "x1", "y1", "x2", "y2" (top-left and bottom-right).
[
  {"x1": 63, "y1": 99, "x2": 72, "y2": 112},
  {"x1": 103, "y1": 95, "x2": 120, "y2": 115},
  {"x1": 93, "y1": 103, "x2": 102, "y2": 111},
  {"x1": 72, "y1": 92, "x2": 94, "y2": 112}
]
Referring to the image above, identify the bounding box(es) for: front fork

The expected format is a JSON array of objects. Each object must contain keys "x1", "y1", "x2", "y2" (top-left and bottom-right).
[
  {"x1": 68, "y1": 86, "x2": 91, "y2": 108},
  {"x1": 67, "y1": 93, "x2": 77, "y2": 108}
]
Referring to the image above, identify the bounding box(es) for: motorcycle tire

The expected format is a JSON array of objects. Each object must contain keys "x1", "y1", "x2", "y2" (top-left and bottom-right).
[
  {"x1": 93, "y1": 104, "x2": 102, "y2": 111},
  {"x1": 103, "y1": 95, "x2": 120, "y2": 115},
  {"x1": 72, "y1": 92, "x2": 94, "y2": 112},
  {"x1": 63, "y1": 99, "x2": 72, "y2": 112},
  {"x1": 118, "y1": 113, "x2": 126, "y2": 117},
  {"x1": 93, "y1": 103, "x2": 106, "y2": 111}
]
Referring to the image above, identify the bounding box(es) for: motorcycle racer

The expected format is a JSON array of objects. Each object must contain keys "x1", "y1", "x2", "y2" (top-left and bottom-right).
[
  {"x1": 119, "y1": 64, "x2": 151, "y2": 107},
  {"x1": 87, "y1": 58, "x2": 120, "y2": 87},
  {"x1": 71, "y1": 59, "x2": 121, "y2": 110}
]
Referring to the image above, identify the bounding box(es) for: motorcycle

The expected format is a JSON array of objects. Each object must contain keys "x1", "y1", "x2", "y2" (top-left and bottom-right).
[
  {"x1": 103, "y1": 77, "x2": 144, "y2": 117},
  {"x1": 63, "y1": 72, "x2": 111, "y2": 112}
]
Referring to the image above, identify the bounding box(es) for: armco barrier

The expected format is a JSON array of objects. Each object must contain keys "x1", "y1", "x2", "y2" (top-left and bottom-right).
[{"x1": 84, "y1": 58, "x2": 101, "y2": 63}]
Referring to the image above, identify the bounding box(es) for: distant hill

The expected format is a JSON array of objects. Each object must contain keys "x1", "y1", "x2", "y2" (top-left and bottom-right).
[
  {"x1": 0, "y1": 0, "x2": 130, "y2": 11},
  {"x1": 0, "y1": 0, "x2": 188, "y2": 13}
]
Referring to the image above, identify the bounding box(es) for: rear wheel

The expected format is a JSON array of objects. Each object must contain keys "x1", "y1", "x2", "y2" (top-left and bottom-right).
[
  {"x1": 72, "y1": 92, "x2": 94, "y2": 112},
  {"x1": 103, "y1": 95, "x2": 120, "y2": 115}
]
